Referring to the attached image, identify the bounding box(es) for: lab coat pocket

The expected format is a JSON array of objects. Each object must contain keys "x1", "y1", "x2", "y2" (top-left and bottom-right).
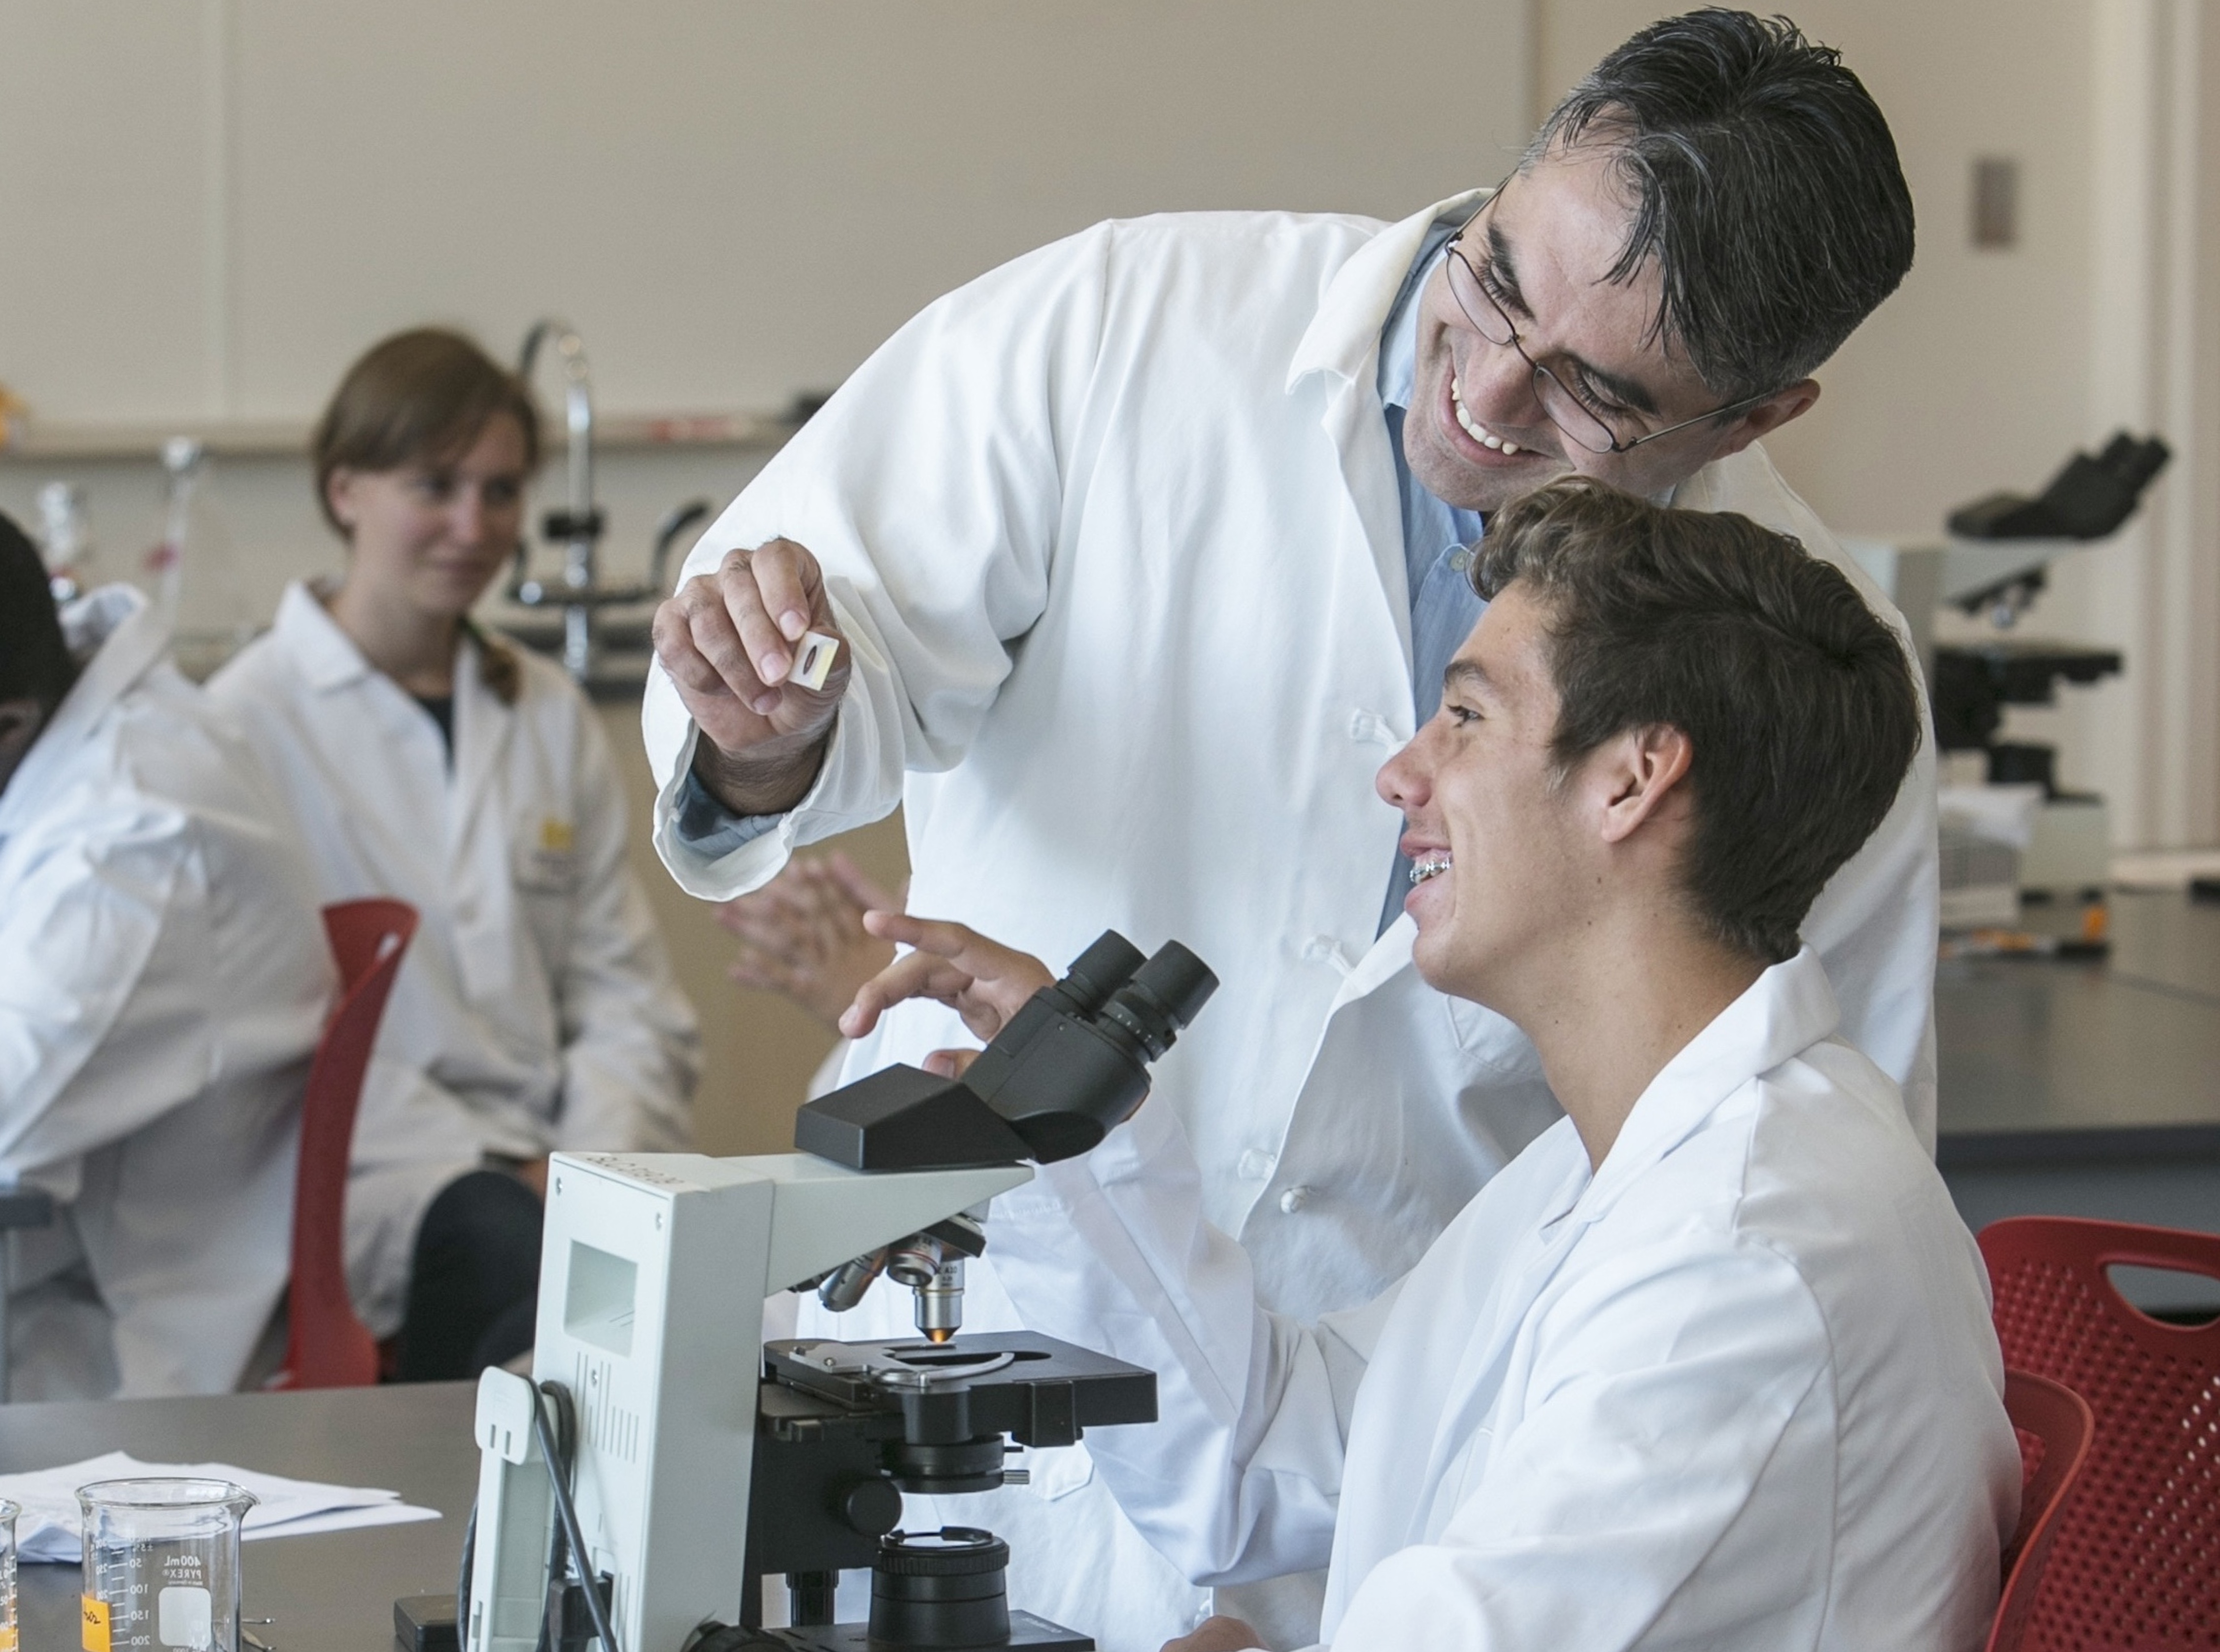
[
  {"x1": 513, "y1": 814, "x2": 581, "y2": 967},
  {"x1": 515, "y1": 815, "x2": 582, "y2": 893}
]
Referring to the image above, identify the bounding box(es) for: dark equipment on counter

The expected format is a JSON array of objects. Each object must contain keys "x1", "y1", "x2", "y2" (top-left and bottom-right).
[{"x1": 1948, "y1": 432, "x2": 2171, "y2": 545}]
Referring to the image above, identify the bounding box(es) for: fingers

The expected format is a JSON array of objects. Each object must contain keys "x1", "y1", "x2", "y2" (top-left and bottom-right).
[
  {"x1": 714, "y1": 546, "x2": 806, "y2": 705},
  {"x1": 840, "y1": 947, "x2": 1000, "y2": 1041},
  {"x1": 651, "y1": 579, "x2": 753, "y2": 704},
  {"x1": 861, "y1": 911, "x2": 1034, "y2": 980},
  {"x1": 747, "y1": 538, "x2": 824, "y2": 651},
  {"x1": 922, "y1": 1047, "x2": 981, "y2": 1080}
]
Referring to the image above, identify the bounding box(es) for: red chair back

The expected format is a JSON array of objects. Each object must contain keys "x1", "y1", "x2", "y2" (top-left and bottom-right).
[
  {"x1": 1985, "y1": 1370, "x2": 2093, "y2": 1652},
  {"x1": 271, "y1": 898, "x2": 417, "y2": 1389},
  {"x1": 1979, "y1": 1217, "x2": 2220, "y2": 1651}
]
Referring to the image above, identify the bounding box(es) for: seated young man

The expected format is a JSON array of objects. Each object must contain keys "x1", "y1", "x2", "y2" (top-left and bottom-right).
[
  {"x1": 842, "y1": 478, "x2": 2020, "y2": 1652},
  {"x1": 0, "y1": 517, "x2": 332, "y2": 1397}
]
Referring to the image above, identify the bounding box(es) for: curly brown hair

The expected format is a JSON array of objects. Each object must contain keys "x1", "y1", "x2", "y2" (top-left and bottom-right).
[{"x1": 1473, "y1": 476, "x2": 1920, "y2": 964}]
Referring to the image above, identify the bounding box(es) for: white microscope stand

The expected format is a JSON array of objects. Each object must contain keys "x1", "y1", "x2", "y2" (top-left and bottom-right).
[{"x1": 466, "y1": 1149, "x2": 1031, "y2": 1652}]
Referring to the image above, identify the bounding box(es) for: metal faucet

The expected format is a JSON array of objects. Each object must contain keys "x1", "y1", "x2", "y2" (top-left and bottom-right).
[
  {"x1": 510, "y1": 320, "x2": 713, "y2": 692},
  {"x1": 515, "y1": 319, "x2": 604, "y2": 682}
]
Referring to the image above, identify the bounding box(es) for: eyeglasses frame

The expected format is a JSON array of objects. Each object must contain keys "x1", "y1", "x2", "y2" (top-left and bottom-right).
[{"x1": 1441, "y1": 200, "x2": 1781, "y2": 456}]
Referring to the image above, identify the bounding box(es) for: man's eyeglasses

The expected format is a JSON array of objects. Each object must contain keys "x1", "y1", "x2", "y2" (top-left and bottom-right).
[{"x1": 1442, "y1": 205, "x2": 1778, "y2": 456}]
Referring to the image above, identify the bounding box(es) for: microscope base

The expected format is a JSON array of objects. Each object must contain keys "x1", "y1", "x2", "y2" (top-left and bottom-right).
[{"x1": 757, "y1": 1610, "x2": 1093, "y2": 1651}]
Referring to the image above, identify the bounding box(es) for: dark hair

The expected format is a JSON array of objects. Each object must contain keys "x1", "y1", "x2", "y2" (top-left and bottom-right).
[
  {"x1": 1473, "y1": 477, "x2": 1920, "y2": 964},
  {"x1": 312, "y1": 327, "x2": 538, "y2": 703},
  {"x1": 1525, "y1": 8, "x2": 1915, "y2": 399},
  {"x1": 0, "y1": 512, "x2": 76, "y2": 713}
]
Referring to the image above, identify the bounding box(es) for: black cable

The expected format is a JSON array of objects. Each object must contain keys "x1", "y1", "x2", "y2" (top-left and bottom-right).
[
  {"x1": 534, "y1": 1380, "x2": 623, "y2": 1652},
  {"x1": 457, "y1": 1497, "x2": 478, "y2": 1649}
]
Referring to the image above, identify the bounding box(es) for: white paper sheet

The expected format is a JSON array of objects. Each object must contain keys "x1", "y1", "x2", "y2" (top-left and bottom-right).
[{"x1": 0, "y1": 1451, "x2": 440, "y2": 1563}]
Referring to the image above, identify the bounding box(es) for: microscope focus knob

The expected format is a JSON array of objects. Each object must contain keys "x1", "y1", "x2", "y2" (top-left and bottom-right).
[{"x1": 843, "y1": 1477, "x2": 904, "y2": 1537}]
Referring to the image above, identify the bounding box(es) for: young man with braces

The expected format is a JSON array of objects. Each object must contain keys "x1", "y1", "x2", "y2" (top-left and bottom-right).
[{"x1": 847, "y1": 479, "x2": 2018, "y2": 1652}]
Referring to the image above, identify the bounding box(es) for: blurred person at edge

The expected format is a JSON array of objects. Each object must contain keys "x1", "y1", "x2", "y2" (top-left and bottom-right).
[
  {"x1": 0, "y1": 516, "x2": 331, "y2": 1399},
  {"x1": 211, "y1": 329, "x2": 698, "y2": 1382},
  {"x1": 647, "y1": 13, "x2": 1934, "y2": 1647}
]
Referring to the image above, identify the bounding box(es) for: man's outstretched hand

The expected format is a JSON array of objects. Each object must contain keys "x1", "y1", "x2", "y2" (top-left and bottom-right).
[
  {"x1": 652, "y1": 538, "x2": 852, "y2": 816},
  {"x1": 717, "y1": 852, "x2": 904, "y2": 1029},
  {"x1": 838, "y1": 912, "x2": 1056, "y2": 1075}
]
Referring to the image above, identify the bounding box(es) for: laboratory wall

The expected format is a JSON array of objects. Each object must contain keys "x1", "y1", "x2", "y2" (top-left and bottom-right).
[{"x1": 0, "y1": 0, "x2": 1531, "y2": 1153}]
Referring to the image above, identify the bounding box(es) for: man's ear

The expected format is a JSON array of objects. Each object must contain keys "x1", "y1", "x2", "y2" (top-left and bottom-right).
[
  {"x1": 1592, "y1": 723, "x2": 1695, "y2": 846},
  {"x1": 1710, "y1": 378, "x2": 1821, "y2": 460}
]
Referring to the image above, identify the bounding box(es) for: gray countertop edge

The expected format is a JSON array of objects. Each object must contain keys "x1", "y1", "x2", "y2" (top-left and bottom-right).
[{"x1": 1937, "y1": 1120, "x2": 2220, "y2": 1169}]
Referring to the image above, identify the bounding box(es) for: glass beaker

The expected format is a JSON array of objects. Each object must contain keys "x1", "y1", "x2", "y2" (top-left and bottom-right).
[
  {"x1": 76, "y1": 1479, "x2": 255, "y2": 1652},
  {"x1": 0, "y1": 1496, "x2": 19, "y2": 1652}
]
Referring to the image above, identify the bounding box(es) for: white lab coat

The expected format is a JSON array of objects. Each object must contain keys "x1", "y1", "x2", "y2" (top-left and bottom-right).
[
  {"x1": 987, "y1": 949, "x2": 2020, "y2": 1652},
  {"x1": 643, "y1": 198, "x2": 1942, "y2": 1647},
  {"x1": 212, "y1": 583, "x2": 698, "y2": 1336},
  {"x1": 0, "y1": 586, "x2": 331, "y2": 1398}
]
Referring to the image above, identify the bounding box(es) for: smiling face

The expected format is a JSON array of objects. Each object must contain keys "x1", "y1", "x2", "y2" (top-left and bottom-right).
[
  {"x1": 1406, "y1": 144, "x2": 1801, "y2": 513},
  {"x1": 1378, "y1": 584, "x2": 1592, "y2": 1004},
  {"x1": 325, "y1": 413, "x2": 528, "y2": 622}
]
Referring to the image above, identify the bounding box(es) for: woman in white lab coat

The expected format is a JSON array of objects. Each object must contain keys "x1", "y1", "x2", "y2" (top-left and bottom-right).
[{"x1": 212, "y1": 329, "x2": 698, "y2": 1380}]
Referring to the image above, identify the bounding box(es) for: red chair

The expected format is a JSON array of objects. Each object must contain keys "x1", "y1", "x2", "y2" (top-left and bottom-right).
[
  {"x1": 1979, "y1": 1216, "x2": 2220, "y2": 1651},
  {"x1": 1985, "y1": 1370, "x2": 2094, "y2": 1652},
  {"x1": 269, "y1": 899, "x2": 417, "y2": 1390}
]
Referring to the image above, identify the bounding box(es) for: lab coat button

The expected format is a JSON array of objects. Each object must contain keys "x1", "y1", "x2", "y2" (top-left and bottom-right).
[
  {"x1": 1237, "y1": 1149, "x2": 1276, "y2": 1180},
  {"x1": 1278, "y1": 1185, "x2": 1314, "y2": 1215}
]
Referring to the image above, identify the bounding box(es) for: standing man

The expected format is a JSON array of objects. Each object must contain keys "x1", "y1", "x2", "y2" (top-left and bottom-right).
[{"x1": 647, "y1": 13, "x2": 1934, "y2": 1647}]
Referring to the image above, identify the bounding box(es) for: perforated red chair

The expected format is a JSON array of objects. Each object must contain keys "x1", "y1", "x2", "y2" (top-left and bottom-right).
[
  {"x1": 1979, "y1": 1216, "x2": 2220, "y2": 1651},
  {"x1": 1986, "y1": 1370, "x2": 2095, "y2": 1652},
  {"x1": 269, "y1": 898, "x2": 417, "y2": 1390}
]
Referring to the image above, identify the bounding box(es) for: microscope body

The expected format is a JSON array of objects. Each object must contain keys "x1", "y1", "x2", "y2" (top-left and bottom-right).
[
  {"x1": 466, "y1": 933, "x2": 1216, "y2": 1652},
  {"x1": 467, "y1": 1149, "x2": 1035, "y2": 1652}
]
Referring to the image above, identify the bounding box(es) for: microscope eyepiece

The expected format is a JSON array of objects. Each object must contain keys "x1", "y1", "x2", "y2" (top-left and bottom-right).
[
  {"x1": 795, "y1": 928, "x2": 1218, "y2": 1172},
  {"x1": 1101, "y1": 942, "x2": 1218, "y2": 1059},
  {"x1": 1053, "y1": 932, "x2": 1145, "y2": 1016}
]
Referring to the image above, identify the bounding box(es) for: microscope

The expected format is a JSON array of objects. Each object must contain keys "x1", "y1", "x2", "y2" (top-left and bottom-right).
[{"x1": 463, "y1": 933, "x2": 1217, "y2": 1652}]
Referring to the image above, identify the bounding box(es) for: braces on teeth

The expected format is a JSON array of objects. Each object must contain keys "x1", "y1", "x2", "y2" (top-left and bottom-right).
[{"x1": 1410, "y1": 857, "x2": 1452, "y2": 885}]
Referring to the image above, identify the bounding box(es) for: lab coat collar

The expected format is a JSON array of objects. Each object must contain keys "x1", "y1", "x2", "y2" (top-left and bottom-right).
[
  {"x1": 1286, "y1": 189, "x2": 1490, "y2": 394},
  {"x1": 1410, "y1": 947, "x2": 1841, "y2": 1501},
  {"x1": 449, "y1": 632, "x2": 516, "y2": 844},
  {"x1": 271, "y1": 579, "x2": 378, "y2": 693},
  {"x1": 1576, "y1": 946, "x2": 1842, "y2": 1220},
  {"x1": 1, "y1": 586, "x2": 168, "y2": 826}
]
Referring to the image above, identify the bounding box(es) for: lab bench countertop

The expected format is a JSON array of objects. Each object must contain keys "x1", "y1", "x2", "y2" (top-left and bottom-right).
[
  {"x1": 1936, "y1": 888, "x2": 2220, "y2": 1165},
  {"x1": 0, "y1": 1381, "x2": 478, "y2": 1652}
]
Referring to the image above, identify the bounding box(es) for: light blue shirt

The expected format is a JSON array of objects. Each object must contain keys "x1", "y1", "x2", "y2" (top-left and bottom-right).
[
  {"x1": 680, "y1": 223, "x2": 1490, "y2": 938},
  {"x1": 1376, "y1": 218, "x2": 1488, "y2": 931}
]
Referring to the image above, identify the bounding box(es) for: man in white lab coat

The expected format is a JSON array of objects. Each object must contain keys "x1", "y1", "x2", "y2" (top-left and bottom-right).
[
  {"x1": 848, "y1": 480, "x2": 2021, "y2": 1652},
  {"x1": 0, "y1": 518, "x2": 332, "y2": 1399},
  {"x1": 646, "y1": 13, "x2": 1936, "y2": 1643}
]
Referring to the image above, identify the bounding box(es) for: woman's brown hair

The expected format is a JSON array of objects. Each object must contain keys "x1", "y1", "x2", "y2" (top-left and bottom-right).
[{"x1": 311, "y1": 327, "x2": 540, "y2": 702}]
